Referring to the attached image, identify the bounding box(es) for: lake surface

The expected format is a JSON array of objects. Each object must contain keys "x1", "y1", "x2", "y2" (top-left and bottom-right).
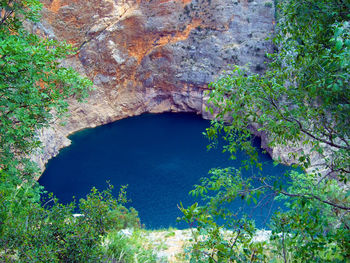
[{"x1": 39, "y1": 113, "x2": 289, "y2": 229}]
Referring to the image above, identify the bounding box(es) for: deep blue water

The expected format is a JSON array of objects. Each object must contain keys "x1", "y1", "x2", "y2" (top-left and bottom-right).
[{"x1": 39, "y1": 113, "x2": 289, "y2": 229}]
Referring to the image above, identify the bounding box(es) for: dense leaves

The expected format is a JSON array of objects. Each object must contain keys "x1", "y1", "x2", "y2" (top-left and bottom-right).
[
  {"x1": 0, "y1": 1, "x2": 92, "y2": 179},
  {"x1": 181, "y1": 0, "x2": 350, "y2": 262},
  {"x1": 1, "y1": 181, "x2": 141, "y2": 262}
]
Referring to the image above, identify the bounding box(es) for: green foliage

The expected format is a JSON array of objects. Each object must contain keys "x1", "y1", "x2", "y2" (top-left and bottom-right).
[
  {"x1": 270, "y1": 173, "x2": 350, "y2": 262},
  {"x1": 178, "y1": 168, "x2": 268, "y2": 262},
  {"x1": 181, "y1": 0, "x2": 350, "y2": 262},
  {"x1": 0, "y1": 1, "x2": 144, "y2": 262},
  {"x1": 0, "y1": 0, "x2": 42, "y2": 32},
  {"x1": 0, "y1": 169, "x2": 42, "y2": 237},
  {"x1": 107, "y1": 205, "x2": 141, "y2": 230},
  {"x1": 1, "y1": 184, "x2": 141, "y2": 262},
  {"x1": 103, "y1": 230, "x2": 159, "y2": 263},
  {"x1": 0, "y1": 0, "x2": 92, "y2": 180}
]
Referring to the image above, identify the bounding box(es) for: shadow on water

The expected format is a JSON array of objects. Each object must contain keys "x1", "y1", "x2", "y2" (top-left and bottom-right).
[{"x1": 39, "y1": 113, "x2": 291, "y2": 229}]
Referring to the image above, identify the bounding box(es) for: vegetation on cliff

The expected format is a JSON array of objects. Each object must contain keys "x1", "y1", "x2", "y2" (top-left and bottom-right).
[
  {"x1": 0, "y1": 1, "x2": 144, "y2": 262},
  {"x1": 180, "y1": 0, "x2": 349, "y2": 262}
]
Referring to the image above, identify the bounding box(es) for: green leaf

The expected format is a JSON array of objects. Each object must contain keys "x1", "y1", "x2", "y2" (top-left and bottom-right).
[{"x1": 335, "y1": 39, "x2": 343, "y2": 51}]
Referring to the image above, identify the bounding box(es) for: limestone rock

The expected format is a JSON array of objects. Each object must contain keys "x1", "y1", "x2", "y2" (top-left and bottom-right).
[{"x1": 34, "y1": 0, "x2": 276, "y2": 171}]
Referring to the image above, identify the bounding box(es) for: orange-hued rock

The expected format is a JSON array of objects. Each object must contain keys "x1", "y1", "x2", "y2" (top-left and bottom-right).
[{"x1": 33, "y1": 0, "x2": 275, "y2": 171}]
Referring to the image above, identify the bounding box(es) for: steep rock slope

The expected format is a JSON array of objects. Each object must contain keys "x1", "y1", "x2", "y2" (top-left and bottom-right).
[{"x1": 33, "y1": 0, "x2": 275, "y2": 169}]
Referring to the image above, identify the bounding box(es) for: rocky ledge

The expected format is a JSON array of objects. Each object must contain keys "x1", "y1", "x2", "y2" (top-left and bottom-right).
[{"x1": 32, "y1": 0, "x2": 276, "y2": 171}]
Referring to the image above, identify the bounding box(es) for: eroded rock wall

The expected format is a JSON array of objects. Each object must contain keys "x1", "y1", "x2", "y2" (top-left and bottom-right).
[{"x1": 33, "y1": 0, "x2": 275, "y2": 170}]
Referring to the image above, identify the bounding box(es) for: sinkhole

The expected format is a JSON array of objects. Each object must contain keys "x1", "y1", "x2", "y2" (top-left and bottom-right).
[{"x1": 39, "y1": 112, "x2": 289, "y2": 229}]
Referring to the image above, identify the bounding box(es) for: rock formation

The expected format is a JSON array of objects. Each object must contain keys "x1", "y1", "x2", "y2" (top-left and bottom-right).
[{"x1": 32, "y1": 0, "x2": 275, "y2": 170}]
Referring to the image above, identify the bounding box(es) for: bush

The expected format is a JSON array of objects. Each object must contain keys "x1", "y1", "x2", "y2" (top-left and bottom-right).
[
  {"x1": 0, "y1": 184, "x2": 142, "y2": 262},
  {"x1": 107, "y1": 206, "x2": 141, "y2": 230}
]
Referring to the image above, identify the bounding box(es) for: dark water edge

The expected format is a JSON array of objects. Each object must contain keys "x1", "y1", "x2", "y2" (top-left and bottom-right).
[{"x1": 39, "y1": 112, "x2": 290, "y2": 229}]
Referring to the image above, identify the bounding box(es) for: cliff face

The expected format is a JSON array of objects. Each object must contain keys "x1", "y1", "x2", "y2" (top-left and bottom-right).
[{"x1": 33, "y1": 0, "x2": 275, "y2": 170}]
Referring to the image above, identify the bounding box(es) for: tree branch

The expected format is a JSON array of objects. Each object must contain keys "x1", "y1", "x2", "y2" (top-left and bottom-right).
[
  {"x1": 230, "y1": 229, "x2": 241, "y2": 250},
  {"x1": 268, "y1": 97, "x2": 350, "y2": 150},
  {"x1": 202, "y1": 251, "x2": 218, "y2": 263},
  {"x1": 261, "y1": 179, "x2": 350, "y2": 211}
]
